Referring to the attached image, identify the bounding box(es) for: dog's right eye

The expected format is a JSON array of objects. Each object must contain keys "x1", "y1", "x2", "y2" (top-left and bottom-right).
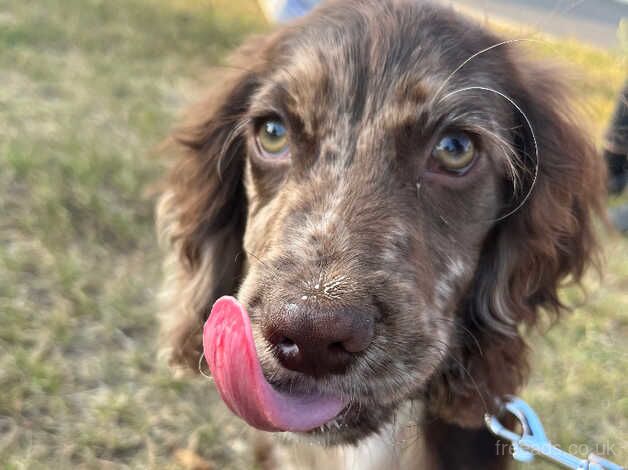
[{"x1": 256, "y1": 118, "x2": 290, "y2": 159}]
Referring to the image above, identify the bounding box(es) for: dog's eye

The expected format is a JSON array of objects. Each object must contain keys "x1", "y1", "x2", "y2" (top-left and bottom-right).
[
  {"x1": 256, "y1": 118, "x2": 289, "y2": 158},
  {"x1": 431, "y1": 133, "x2": 475, "y2": 174}
]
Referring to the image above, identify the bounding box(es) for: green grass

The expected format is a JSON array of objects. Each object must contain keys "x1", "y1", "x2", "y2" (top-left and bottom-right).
[{"x1": 0, "y1": 1, "x2": 625, "y2": 468}]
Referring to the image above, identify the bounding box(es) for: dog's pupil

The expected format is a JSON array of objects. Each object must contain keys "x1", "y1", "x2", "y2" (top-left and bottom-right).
[
  {"x1": 439, "y1": 135, "x2": 469, "y2": 157},
  {"x1": 264, "y1": 120, "x2": 285, "y2": 140}
]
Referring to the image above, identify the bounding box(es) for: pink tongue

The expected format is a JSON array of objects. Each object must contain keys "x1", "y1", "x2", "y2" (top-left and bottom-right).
[{"x1": 203, "y1": 296, "x2": 345, "y2": 432}]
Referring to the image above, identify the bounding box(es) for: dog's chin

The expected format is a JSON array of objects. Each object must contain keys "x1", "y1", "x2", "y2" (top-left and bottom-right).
[
  {"x1": 262, "y1": 353, "x2": 437, "y2": 446},
  {"x1": 287, "y1": 399, "x2": 400, "y2": 446},
  {"x1": 262, "y1": 367, "x2": 436, "y2": 446}
]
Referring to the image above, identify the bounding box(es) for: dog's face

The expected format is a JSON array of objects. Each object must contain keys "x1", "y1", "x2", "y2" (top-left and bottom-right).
[
  {"x1": 159, "y1": 0, "x2": 603, "y2": 447},
  {"x1": 237, "y1": 1, "x2": 512, "y2": 443}
]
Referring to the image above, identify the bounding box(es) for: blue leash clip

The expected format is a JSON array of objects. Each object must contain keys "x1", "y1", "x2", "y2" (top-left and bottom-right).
[{"x1": 485, "y1": 396, "x2": 624, "y2": 469}]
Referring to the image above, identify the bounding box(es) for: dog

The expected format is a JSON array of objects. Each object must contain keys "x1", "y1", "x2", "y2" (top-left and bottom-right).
[{"x1": 156, "y1": 0, "x2": 605, "y2": 467}]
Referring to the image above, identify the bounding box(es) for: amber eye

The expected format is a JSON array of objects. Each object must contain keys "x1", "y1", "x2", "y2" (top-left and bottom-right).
[
  {"x1": 431, "y1": 133, "x2": 476, "y2": 173},
  {"x1": 256, "y1": 118, "x2": 289, "y2": 158}
]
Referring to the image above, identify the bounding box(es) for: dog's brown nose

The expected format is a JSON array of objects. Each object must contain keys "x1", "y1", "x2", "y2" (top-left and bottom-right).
[{"x1": 264, "y1": 303, "x2": 375, "y2": 376}]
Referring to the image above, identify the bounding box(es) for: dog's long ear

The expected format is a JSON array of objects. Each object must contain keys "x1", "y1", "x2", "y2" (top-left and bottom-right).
[
  {"x1": 157, "y1": 37, "x2": 271, "y2": 371},
  {"x1": 426, "y1": 54, "x2": 606, "y2": 427}
]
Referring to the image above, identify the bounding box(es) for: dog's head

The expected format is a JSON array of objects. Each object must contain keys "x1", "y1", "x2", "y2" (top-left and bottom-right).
[{"x1": 158, "y1": 0, "x2": 604, "y2": 445}]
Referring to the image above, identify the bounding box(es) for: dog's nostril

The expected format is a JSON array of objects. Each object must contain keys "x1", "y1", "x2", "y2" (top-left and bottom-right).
[{"x1": 277, "y1": 338, "x2": 300, "y2": 357}]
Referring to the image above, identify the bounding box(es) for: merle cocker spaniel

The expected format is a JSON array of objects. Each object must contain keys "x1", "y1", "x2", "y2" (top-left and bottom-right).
[{"x1": 156, "y1": 1, "x2": 605, "y2": 468}]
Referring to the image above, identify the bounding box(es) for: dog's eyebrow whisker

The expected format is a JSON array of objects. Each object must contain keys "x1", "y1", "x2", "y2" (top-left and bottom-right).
[
  {"x1": 433, "y1": 37, "x2": 545, "y2": 103},
  {"x1": 440, "y1": 86, "x2": 540, "y2": 222},
  {"x1": 217, "y1": 117, "x2": 250, "y2": 183},
  {"x1": 477, "y1": 127, "x2": 523, "y2": 192},
  {"x1": 445, "y1": 112, "x2": 524, "y2": 190}
]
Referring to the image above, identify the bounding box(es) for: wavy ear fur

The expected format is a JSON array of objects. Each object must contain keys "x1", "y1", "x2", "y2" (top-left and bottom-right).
[
  {"x1": 426, "y1": 55, "x2": 605, "y2": 427},
  {"x1": 156, "y1": 37, "x2": 272, "y2": 371}
]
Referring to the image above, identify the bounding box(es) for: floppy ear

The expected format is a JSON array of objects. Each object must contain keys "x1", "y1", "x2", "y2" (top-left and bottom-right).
[
  {"x1": 426, "y1": 56, "x2": 606, "y2": 427},
  {"x1": 156, "y1": 38, "x2": 270, "y2": 371}
]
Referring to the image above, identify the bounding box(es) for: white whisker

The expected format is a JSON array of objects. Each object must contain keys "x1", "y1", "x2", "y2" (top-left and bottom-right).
[
  {"x1": 433, "y1": 38, "x2": 544, "y2": 103},
  {"x1": 217, "y1": 117, "x2": 250, "y2": 182},
  {"x1": 440, "y1": 86, "x2": 540, "y2": 222}
]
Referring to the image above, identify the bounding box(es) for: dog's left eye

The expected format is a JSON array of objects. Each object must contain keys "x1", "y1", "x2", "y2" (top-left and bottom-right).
[
  {"x1": 256, "y1": 118, "x2": 290, "y2": 159},
  {"x1": 431, "y1": 133, "x2": 476, "y2": 174}
]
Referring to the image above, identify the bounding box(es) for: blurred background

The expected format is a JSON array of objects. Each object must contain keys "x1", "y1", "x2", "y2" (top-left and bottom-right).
[
  {"x1": 441, "y1": 0, "x2": 626, "y2": 49},
  {"x1": 0, "y1": 0, "x2": 626, "y2": 468}
]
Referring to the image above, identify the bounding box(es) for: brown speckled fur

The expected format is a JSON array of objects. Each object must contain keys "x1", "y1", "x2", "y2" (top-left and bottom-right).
[{"x1": 156, "y1": 1, "x2": 604, "y2": 467}]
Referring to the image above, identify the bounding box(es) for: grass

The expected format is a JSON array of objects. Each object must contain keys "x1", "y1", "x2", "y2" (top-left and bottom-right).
[{"x1": 0, "y1": 1, "x2": 625, "y2": 468}]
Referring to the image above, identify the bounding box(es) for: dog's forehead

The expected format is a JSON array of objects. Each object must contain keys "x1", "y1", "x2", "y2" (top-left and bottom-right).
[
  {"x1": 287, "y1": 48, "x2": 433, "y2": 119},
  {"x1": 255, "y1": 4, "x2": 499, "y2": 135},
  {"x1": 252, "y1": 43, "x2": 428, "y2": 142}
]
